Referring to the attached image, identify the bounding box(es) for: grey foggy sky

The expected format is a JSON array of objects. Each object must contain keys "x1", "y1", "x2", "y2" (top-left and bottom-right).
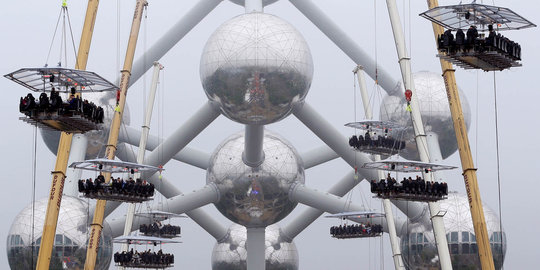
[{"x1": 1, "y1": 0, "x2": 539, "y2": 269}]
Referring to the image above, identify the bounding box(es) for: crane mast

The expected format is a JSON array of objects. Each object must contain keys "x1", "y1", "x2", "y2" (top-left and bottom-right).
[
  {"x1": 36, "y1": 1, "x2": 100, "y2": 269},
  {"x1": 426, "y1": 0, "x2": 495, "y2": 269},
  {"x1": 84, "y1": 0, "x2": 148, "y2": 269}
]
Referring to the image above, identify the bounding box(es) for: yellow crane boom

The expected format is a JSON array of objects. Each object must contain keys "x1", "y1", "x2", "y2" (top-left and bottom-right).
[
  {"x1": 84, "y1": 1, "x2": 148, "y2": 269},
  {"x1": 426, "y1": 0, "x2": 495, "y2": 269},
  {"x1": 36, "y1": 1, "x2": 100, "y2": 269}
]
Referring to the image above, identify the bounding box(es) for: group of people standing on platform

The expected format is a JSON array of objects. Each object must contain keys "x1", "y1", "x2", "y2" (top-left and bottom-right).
[
  {"x1": 78, "y1": 175, "x2": 155, "y2": 198},
  {"x1": 19, "y1": 87, "x2": 104, "y2": 123},
  {"x1": 438, "y1": 24, "x2": 521, "y2": 60},
  {"x1": 140, "y1": 221, "x2": 181, "y2": 237},
  {"x1": 330, "y1": 223, "x2": 383, "y2": 238},
  {"x1": 114, "y1": 249, "x2": 174, "y2": 267},
  {"x1": 371, "y1": 174, "x2": 448, "y2": 198},
  {"x1": 348, "y1": 132, "x2": 406, "y2": 151}
]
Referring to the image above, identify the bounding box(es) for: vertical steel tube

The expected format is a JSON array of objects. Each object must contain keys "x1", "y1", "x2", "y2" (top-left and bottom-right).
[
  {"x1": 245, "y1": 0, "x2": 263, "y2": 12},
  {"x1": 63, "y1": 134, "x2": 88, "y2": 197},
  {"x1": 243, "y1": 125, "x2": 265, "y2": 167},
  {"x1": 246, "y1": 227, "x2": 266, "y2": 270}
]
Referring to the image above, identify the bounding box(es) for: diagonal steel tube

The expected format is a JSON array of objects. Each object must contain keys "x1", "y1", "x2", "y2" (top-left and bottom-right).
[
  {"x1": 127, "y1": 0, "x2": 223, "y2": 86},
  {"x1": 301, "y1": 145, "x2": 339, "y2": 169},
  {"x1": 119, "y1": 125, "x2": 210, "y2": 170}
]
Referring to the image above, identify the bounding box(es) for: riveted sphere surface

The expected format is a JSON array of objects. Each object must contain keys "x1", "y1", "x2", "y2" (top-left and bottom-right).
[
  {"x1": 380, "y1": 71, "x2": 471, "y2": 159},
  {"x1": 399, "y1": 193, "x2": 505, "y2": 269},
  {"x1": 211, "y1": 224, "x2": 299, "y2": 270},
  {"x1": 40, "y1": 91, "x2": 130, "y2": 159},
  {"x1": 7, "y1": 196, "x2": 113, "y2": 270},
  {"x1": 229, "y1": 0, "x2": 280, "y2": 7},
  {"x1": 200, "y1": 13, "x2": 313, "y2": 125},
  {"x1": 207, "y1": 132, "x2": 304, "y2": 227}
]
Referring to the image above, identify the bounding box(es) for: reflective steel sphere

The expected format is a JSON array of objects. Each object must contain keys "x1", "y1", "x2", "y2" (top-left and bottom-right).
[
  {"x1": 7, "y1": 196, "x2": 113, "y2": 270},
  {"x1": 399, "y1": 193, "x2": 505, "y2": 269},
  {"x1": 207, "y1": 132, "x2": 304, "y2": 227},
  {"x1": 200, "y1": 13, "x2": 313, "y2": 125},
  {"x1": 229, "y1": 0, "x2": 280, "y2": 7},
  {"x1": 40, "y1": 91, "x2": 131, "y2": 159},
  {"x1": 380, "y1": 71, "x2": 471, "y2": 159},
  {"x1": 211, "y1": 224, "x2": 299, "y2": 270}
]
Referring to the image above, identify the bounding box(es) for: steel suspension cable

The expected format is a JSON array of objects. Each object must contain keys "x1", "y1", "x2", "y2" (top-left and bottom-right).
[
  {"x1": 492, "y1": 71, "x2": 504, "y2": 269},
  {"x1": 45, "y1": 8, "x2": 63, "y2": 66}
]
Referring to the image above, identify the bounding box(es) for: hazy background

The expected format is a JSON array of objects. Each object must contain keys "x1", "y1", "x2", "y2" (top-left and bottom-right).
[{"x1": 0, "y1": 0, "x2": 538, "y2": 269}]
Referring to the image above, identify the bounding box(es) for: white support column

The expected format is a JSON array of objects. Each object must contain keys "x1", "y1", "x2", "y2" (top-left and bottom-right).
[
  {"x1": 355, "y1": 66, "x2": 405, "y2": 270},
  {"x1": 246, "y1": 227, "x2": 266, "y2": 270},
  {"x1": 245, "y1": 0, "x2": 263, "y2": 13},
  {"x1": 289, "y1": 0, "x2": 400, "y2": 95},
  {"x1": 385, "y1": 1, "x2": 452, "y2": 269},
  {"x1": 128, "y1": 0, "x2": 223, "y2": 87},
  {"x1": 243, "y1": 125, "x2": 265, "y2": 167},
  {"x1": 120, "y1": 62, "x2": 163, "y2": 261},
  {"x1": 64, "y1": 134, "x2": 88, "y2": 197},
  {"x1": 426, "y1": 132, "x2": 444, "y2": 182}
]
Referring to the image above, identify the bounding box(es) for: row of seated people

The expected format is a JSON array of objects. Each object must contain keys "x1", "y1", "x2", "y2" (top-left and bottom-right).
[
  {"x1": 114, "y1": 249, "x2": 174, "y2": 267},
  {"x1": 371, "y1": 175, "x2": 448, "y2": 198},
  {"x1": 330, "y1": 223, "x2": 383, "y2": 238},
  {"x1": 78, "y1": 175, "x2": 155, "y2": 198},
  {"x1": 140, "y1": 222, "x2": 181, "y2": 237},
  {"x1": 349, "y1": 133, "x2": 406, "y2": 151},
  {"x1": 438, "y1": 25, "x2": 521, "y2": 60},
  {"x1": 19, "y1": 88, "x2": 104, "y2": 123}
]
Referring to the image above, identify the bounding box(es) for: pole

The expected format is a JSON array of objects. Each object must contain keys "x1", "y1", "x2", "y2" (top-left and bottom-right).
[
  {"x1": 119, "y1": 62, "x2": 162, "y2": 267},
  {"x1": 36, "y1": 1, "x2": 99, "y2": 269},
  {"x1": 385, "y1": 1, "x2": 453, "y2": 269},
  {"x1": 354, "y1": 66, "x2": 405, "y2": 270},
  {"x1": 84, "y1": 1, "x2": 147, "y2": 269},
  {"x1": 426, "y1": 1, "x2": 495, "y2": 269}
]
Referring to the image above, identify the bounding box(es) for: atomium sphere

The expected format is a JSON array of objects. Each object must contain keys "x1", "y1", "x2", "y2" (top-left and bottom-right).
[
  {"x1": 212, "y1": 224, "x2": 299, "y2": 270},
  {"x1": 229, "y1": 0, "x2": 280, "y2": 7},
  {"x1": 200, "y1": 13, "x2": 314, "y2": 125},
  {"x1": 380, "y1": 71, "x2": 471, "y2": 160},
  {"x1": 40, "y1": 91, "x2": 131, "y2": 159},
  {"x1": 399, "y1": 193, "x2": 505, "y2": 270},
  {"x1": 207, "y1": 132, "x2": 304, "y2": 227},
  {"x1": 7, "y1": 196, "x2": 113, "y2": 270}
]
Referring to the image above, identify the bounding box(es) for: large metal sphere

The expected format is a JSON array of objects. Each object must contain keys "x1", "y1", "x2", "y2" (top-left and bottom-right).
[
  {"x1": 207, "y1": 132, "x2": 304, "y2": 227},
  {"x1": 200, "y1": 13, "x2": 313, "y2": 125},
  {"x1": 7, "y1": 196, "x2": 113, "y2": 270},
  {"x1": 229, "y1": 0, "x2": 280, "y2": 7},
  {"x1": 380, "y1": 71, "x2": 471, "y2": 159},
  {"x1": 211, "y1": 224, "x2": 299, "y2": 270},
  {"x1": 40, "y1": 91, "x2": 131, "y2": 159},
  {"x1": 399, "y1": 193, "x2": 505, "y2": 269}
]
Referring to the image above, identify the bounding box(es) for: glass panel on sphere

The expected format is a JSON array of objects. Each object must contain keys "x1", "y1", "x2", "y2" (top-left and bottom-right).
[
  {"x1": 55, "y1": 234, "x2": 63, "y2": 245},
  {"x1": 451, "y1": 231, "x2": 458, "y2": 242},
  {"x1": 417, "y1": 233, "x2": 424, "y2": 244},
  {"x1": 462, "y1": 231, "x2": 469, "y2": 242},
  {"x1": 411, "y1": 233, "x2": 417, "y2": 244},
  {"x1": 451, "y1": 243, "x2": 459, "y2": 254},
  {"x1": 462, "y1": 243, "x2": 470, "y2": 254},
  {"x1": 471, "y1": 243, "x2": 478, "y2": 253}
]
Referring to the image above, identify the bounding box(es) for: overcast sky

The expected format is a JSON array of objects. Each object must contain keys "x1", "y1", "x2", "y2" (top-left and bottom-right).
[{"x1": 1, "y1": 0, "x2": 539, "y2": 269}]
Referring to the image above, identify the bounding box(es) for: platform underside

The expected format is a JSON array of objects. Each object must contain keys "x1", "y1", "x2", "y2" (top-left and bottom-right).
[
  {"x1": 332, "y1": 233, "x2": 383, "y2": 239},
  {"x1": 19, "y1": 112, "x2": 100, "y2": 133},
  {"x1": 374, "y1": 193, "x2": 447, "y2": 202},
  {"x1": 81, "y1": 193, "x2": 153, "y2": 203},
  {"x1": 437, "y1": 50, "x2": 521, "y2": 71}
]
